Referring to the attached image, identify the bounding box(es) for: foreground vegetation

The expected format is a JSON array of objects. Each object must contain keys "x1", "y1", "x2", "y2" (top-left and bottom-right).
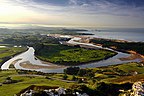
[
  {"x1": 0, "y1": 62, "x2": 143, "y2": 96},
  {"x1": 64, "y1": 62, "x2": 144, "y2": 83},
  {"x1": 0, "y1": 70, "x2": 74, "y2": 96},
  {"x1": 0, "y1": 47, "x2": 27, "y2": 66},
  {"x1": 35, "y1": 44, "x2": 116, "y2": 65}
]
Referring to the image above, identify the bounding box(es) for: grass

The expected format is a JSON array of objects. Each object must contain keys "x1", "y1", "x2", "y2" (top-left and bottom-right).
[
  {"x1": 109, "y1": 74, "x2": 144, "y2": 83},
  {"x1": 0, "y1": 62, "x2": 143, "y2": 95},
  {"x1": 0, "y1": 47, "x2": 27, "y2": 64},
  {"x1": 114, "y1": 62, "x2": 144, "y2": 73},
  {"x1": 0, "y1": 70, "x2": 74, "y2": 96},
  {"x1": 93, "y1": 62, "x2": 144, "y2": 84},
  {"x1": 36, "y1": 44, "x2": 116, "y2": 65},
  {"x1": 0, "y1": 47, "x2": 26, "y2": 58}
]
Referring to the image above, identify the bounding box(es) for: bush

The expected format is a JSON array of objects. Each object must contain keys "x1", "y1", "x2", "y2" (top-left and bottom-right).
[
  {"x1": 71, "y1": 75, "x2": 77, "y2": 81},
  {"x1": 64, "y1": 67, "x2": 80, "y2": 75},
  {"x1": 63, "y1": 74, "x2": 68, "y2": 80}
]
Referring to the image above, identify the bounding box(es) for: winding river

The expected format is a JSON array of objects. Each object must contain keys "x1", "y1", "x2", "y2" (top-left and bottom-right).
[{"x1": 1, "y1": 38, "x2": 141, "y2": 73}]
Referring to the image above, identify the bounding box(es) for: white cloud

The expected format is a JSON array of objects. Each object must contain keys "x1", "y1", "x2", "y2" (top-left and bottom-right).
[
  {"x1": 7, "y1": 0, "x2": 143, "y2": 17},
  {"x1": 0, "y1": 0, "x2": 144, "y2": 27}
]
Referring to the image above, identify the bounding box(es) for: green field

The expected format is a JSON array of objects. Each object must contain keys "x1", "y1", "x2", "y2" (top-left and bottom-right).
[
  {"x1": 0, "y1": 62, "x2": 144, "y2": 96},
  {"x1": 36, "y1": 44, "x2": 116, "y2": 65},
  {"x1": 64, "y1": 62, "x2": 144, "y2": 84},
  {"x1": 91, "y1": 62, "x2": 144, "y2": 84},
  {"x1": 0, "y1": 47, "x2": 27, "y2": 64},
  {"x1": 0, "y1": 70, "x2": 75, "y2": 96}
]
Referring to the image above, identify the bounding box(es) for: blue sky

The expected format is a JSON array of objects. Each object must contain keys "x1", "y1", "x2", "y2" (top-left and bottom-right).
[{"x1": 0, "y1": 0, "x2": 144, "y2": 28}]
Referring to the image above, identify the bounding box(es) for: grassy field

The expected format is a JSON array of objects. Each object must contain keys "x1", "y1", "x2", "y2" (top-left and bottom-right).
[
  {"x1": 0, "y1": 62, "x2": 144, "y2": 96},
  {"x1": 0, "y1": 70, "x2": 74, "y2": 96},
  {"x1": 36, "y1": 44, "x2": 116, "y2": 65},
  {"x1": 0, "y1": 47, "x2": 27, "y2": 64},
  {"x1": 91, "y1": 62, "x2": 144, "y2": 84}
]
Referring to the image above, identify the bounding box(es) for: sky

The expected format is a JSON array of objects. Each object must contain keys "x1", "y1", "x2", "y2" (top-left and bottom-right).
[{"x1": 0, "y1": 0, "x2": 144, "y2": 28}]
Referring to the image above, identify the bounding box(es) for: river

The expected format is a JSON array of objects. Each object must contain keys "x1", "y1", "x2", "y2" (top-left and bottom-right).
[{"x1": 1, "y1": 44, "x2": 140, "y2": 73}]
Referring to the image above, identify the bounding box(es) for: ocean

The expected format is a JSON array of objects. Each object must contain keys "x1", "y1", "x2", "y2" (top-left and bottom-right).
[{"x1": 87, "y1": 28, "x2": 144, "y2": 42}]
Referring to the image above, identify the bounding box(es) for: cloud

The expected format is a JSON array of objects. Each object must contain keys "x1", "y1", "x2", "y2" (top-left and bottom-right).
[
  {"x1": 67, "y1": 0, "x2": 144, "y2": 17},
  {"x1": 8, "y1": 0, "x2": 143, "y2": 18},
  {"x1": 0, "y1": 0, "x2": 144, "y2": 27},
  {"x1": 69, "y1": 0, "x2": 78, "y2": 5}
]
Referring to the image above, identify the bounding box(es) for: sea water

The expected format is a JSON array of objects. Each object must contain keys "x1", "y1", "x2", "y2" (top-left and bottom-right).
[{"x1": 88, "y1": 28, "x2": 144, "y2": 42}]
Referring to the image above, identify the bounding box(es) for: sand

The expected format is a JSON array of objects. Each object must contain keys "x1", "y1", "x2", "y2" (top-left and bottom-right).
[
  {"x1": 119, "y1": 51, "x2": 144, "y2": 61},
  {"x1": 19, "y1": 61, "x2": 66, "y2": 69}
]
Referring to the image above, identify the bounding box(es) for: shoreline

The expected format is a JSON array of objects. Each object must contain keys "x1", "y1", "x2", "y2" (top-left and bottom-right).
[
  {"x1": 91, "y1": 36, "x2": 144, "y2": 43},
  {"x1": 119, "y1": 51, "x2": 144, "y2": 61},
  {"x1": 19, "y1": 61, "x2": 67, "y2": 69},
  {"x1": 89, "y1": 37, "x2": 144, "y2": 54},
  {"x1": 0, "y1": 47, "x2": 28, "y2": 67}
]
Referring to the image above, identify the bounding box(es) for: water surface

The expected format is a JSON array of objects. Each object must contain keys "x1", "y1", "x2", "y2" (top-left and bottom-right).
[{"x1": 81, "y1": 28, "x2": 144, "y2": 42}]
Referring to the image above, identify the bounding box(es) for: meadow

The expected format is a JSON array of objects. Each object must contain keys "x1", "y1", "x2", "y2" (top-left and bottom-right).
[
  {"x1": 0, "y1": 70, "x2": 74, "y2": 96},
  {"x1": 35, "y1": 44, "x2": 116, "y2": 65}
]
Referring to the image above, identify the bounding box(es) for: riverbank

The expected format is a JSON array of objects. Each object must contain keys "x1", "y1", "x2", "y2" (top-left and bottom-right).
[
  {"x1": 89, "y1": 37, "x2": 144, "y2": 60},
  {"x1": 119, "y1": 50, "x2": 144, "y2": 61},
  {"x1": 19, "y1": 61, "x2": 66, "y2": 69},
  {"x1": 0, "y1": 47, "x2": 27, "y2": 67}
]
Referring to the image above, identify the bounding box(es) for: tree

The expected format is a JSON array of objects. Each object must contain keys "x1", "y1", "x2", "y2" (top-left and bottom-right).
[
  {"x1": 72, "y1": 75, "x2": 77, "y2": 81},
  {"x1": 63, "y1": 73, "x2": 68, "y2": 80},
  {"x1": 64, "y1": 67, "x2": 80, "y2": 75},
  {"x1": 77, "y1": 69, "x2": 87, "y2": 76},
  {"x1": 86, "y1": 70, "x2": 95, "y2": 78},
  {"x1": 6, "y1": 76, "x2": 12, "y2": 80}
]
